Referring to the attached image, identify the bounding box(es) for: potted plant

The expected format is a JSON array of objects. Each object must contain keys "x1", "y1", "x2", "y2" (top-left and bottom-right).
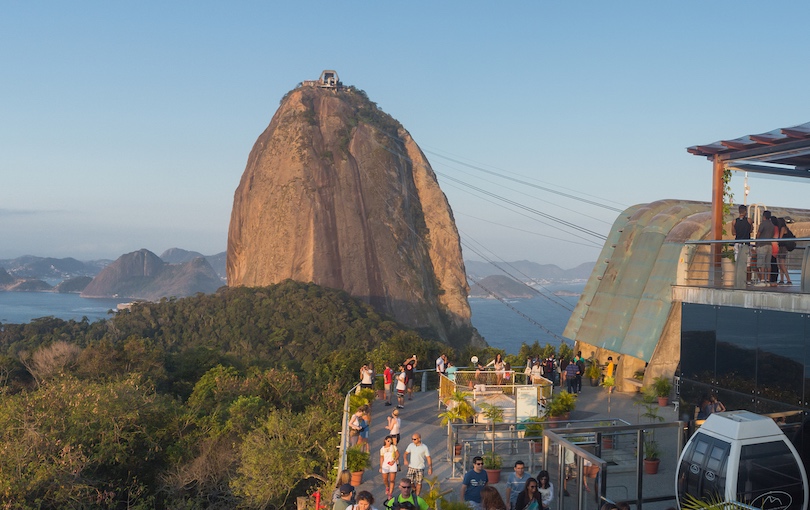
[
  {"x1": 547, "y1": 390, "x2": 576, "y2": 421},
  {"x1": 482, "y1": 450, "x2": 503, "y2": 483},
  {"x1": 601, "y1": 376, "x2": 615, "y2": 394},
  {"x1": 595, "y1": 420, "x2": 615, "y2": 450},
  {"x1": 346, "y1": 445, "x2": 371, "y2": 485},
  {"x1": 636, "y1": 392, "x2": 664, "y2": 424},
  {"x1": 440, "y1": 391, "x2": 476, "y2": 455},
  {"x1": 586, "y1": 362, "x2": 601, "y2": 386},
  {"x1": 651, "y1": 376, "x2": 672, "y2": 406},
  {"x1": 479, "y1": 403, "x2": 505, "y2": 454},
  {"x1": 643, "y1": 437, "x2": 661, "y2": 474},
  {"x1": 522, "y1": 416, "x2": 545, "y2": 453}
]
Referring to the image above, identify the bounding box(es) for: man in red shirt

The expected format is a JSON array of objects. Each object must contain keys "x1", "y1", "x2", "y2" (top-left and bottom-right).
[{"x1": 384, "y1": 362, "x2": 394, "y2": 406}]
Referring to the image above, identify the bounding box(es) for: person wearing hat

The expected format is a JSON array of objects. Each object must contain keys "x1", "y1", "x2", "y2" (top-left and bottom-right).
[{"x1": 334, "y1": 483, "x2": 355, "y2": 510}]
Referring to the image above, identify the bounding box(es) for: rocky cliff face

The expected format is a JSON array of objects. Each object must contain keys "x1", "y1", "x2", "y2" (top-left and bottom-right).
[
  {"x1": 227, "y1": 84, "x2": 474, "y2": 344},
  {"x1": 81, "y1": 249, "x2": 222, "y2": 300}
]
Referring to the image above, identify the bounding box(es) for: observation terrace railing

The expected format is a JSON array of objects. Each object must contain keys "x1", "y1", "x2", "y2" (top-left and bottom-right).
[{"x1": 681, "y1": 238, "x2": 810, "y2": 292}]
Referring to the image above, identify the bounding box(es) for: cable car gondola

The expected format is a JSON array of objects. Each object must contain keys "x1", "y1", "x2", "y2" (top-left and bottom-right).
[{"x1": 676, "y1": 410, "x2": 808, "y2": 510}]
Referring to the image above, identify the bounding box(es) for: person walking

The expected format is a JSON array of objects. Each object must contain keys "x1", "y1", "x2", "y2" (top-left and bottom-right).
[
  {"x1": 403, "y1": 433, "x2": 432, "y2": 496},
  {"x1": 514, "y1": 477, "x2": 540, "y2": 510},
  {"x1": 505, "y1": 461, "x2": 529, "y2": 510},
  {"x1": 386, "y1": 408, "x2": 401, "y2": 445},
  {"x1": 383, "y1": 478, "x2": 428, "y2": 510},
  {"x1": 536, "y1": 471, "x2": 554, "y2": 510},
  {"x1": 480, "y1": 486, "x2": 507, "y2": 510},
  {"x1": 396, "y1": 366, "x2": 407, "y2": 409},
  {"x1": 379, "y1": 436, "x2": 399, "y2": 499},
  {"x1": 461, "y1": 455, "x2": 489, "y2": 510},
  {"x1": 383, "y1": 362, "x2": 394, "y2": 406}
]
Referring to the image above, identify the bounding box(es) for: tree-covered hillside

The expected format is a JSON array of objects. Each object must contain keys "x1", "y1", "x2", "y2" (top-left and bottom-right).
[{"x1": 0, "y1": 280, "x2": 449, "y2": 509}]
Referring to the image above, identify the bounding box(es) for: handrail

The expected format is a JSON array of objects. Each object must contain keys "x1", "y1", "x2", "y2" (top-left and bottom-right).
[{"x1": 338, "y1": 382, "x2": 361, "y2": 473}]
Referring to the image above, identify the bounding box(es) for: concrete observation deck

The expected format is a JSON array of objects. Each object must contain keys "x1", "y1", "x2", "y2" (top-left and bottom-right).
[{"x1": 349, "y1": 380, "x2": 683, "y2": 510}]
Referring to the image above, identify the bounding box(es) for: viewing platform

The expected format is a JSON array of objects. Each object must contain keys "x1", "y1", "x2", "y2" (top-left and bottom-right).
[{"x1": 341, "y1": 375, "x2": 685, "y2": 510}]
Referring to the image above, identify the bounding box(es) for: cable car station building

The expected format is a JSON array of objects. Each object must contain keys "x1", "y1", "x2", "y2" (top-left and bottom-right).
[{"x1": 563, "y1": 122, "x2": 810, "y2": 469}]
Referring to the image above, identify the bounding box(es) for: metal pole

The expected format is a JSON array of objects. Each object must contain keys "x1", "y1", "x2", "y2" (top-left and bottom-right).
[{"x1": 636, "y1": 429, "x2": 645, "y2": 510}]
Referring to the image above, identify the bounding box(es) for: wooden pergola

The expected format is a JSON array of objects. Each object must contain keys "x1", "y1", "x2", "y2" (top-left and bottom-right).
[{"x1": 688, "y1": 122, "x2": 810, "y2": 275}]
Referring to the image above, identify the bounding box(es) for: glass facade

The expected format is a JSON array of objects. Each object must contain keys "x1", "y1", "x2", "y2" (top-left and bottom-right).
[{"x1": 680, "y1": 303, "x2": 810, "y2": 470}]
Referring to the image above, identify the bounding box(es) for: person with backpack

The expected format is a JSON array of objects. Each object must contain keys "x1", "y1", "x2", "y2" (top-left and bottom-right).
[{"x1": 383, "y1": 477, "x2": 428, "y2": 510}]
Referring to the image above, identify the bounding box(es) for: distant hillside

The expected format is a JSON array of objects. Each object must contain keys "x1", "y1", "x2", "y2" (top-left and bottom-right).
[
  {"x1": 160, "y1": 248, "x2": 227, "y2": 281},
  {"x1": 6, "y1": 279, "x2": 52, "y2": 291},
  {"x1": 468, "y1": 275, "x2": 534, "y2": 299},
  {"x1": 465, "y1": 260, "x2": 595, "y2": 282},
  {"x1": 0, "y1": 255, "x2": 100, "y2": 280},
  {"x1": 81, "y1": 249, "x2": 223, "y2": 300},
  {"x1": 54, "y1": 276, "x2": 93, "y2": 293}
]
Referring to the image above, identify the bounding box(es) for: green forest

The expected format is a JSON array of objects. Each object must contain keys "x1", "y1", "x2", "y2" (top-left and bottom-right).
[{"x1": 0, "y1": 280, "x2": 451, "y2": 509}]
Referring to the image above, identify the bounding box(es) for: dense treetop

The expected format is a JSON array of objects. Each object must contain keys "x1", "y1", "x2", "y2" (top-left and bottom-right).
[{"x1": 0, "y1": 280, "x2": 450, "y2": 509}]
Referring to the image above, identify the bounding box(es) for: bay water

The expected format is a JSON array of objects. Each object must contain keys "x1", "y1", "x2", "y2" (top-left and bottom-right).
[{"x1": 0, "y1": 283, "x2": 585, "y2": 354}]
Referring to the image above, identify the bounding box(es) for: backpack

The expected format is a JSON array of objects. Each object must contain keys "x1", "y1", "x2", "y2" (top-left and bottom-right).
[{"x1": 781, "y1": 228, "x2": 797, "y2": 252}]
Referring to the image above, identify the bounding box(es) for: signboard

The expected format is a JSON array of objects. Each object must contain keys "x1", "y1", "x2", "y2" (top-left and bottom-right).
[{"x1": 516, "y1": 386, "x2": 538, "y2": 422}]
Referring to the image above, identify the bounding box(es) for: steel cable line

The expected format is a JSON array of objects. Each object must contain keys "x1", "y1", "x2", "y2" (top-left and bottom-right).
[
  {"x1": 422, "y1": 144, "x2": 629, "y2": 209},
  {"x1": 369, "y1": 131, "x2": 610, "y2": 243},
  {"x1": 454, "y1": 211, "x2": 602, "y2": 249},
  {"x1": 438, "y1": 179, "x2": 604, "y2": 249},
  {"x1": 466, "y1": 271, "x2": 569, "y2": 344},
  {"x1": 433, "y1": 158, "x2": 613, "y2": 225},
  {"x1": 437, "y1": 171, "x2": 608, "y2": 240},
  {"x1": 424, "y1": 149, "x2": 625, "y2": 212},
  {"x1": 461, "y1": 234, "x2": 574, "y2": 313}
]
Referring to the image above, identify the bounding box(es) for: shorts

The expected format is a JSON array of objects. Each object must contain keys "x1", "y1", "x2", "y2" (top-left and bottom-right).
[
  {"x1": 382, "y1": 462, "x2": 398, "y2": 474},
  {"x1": 397, "y1": 389, "x2": 405, "y2": 397},
  {"x1": 360, "y1": 383, "x2": 373, "y2": 389},
  {"x1": 406, "y1": 378, "x2": 414, "y2": 389},
  {"x1": 407, "y1": 467, "x2": 424, "y2": 485},
  {"x1": 565, "y1": 463, "x2": 576, "y2": 479}
]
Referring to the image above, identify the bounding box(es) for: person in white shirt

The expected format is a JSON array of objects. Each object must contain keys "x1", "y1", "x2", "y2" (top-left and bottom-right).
[{"x1": 403, "y1": 433, "x2": 432, "y2": 496}]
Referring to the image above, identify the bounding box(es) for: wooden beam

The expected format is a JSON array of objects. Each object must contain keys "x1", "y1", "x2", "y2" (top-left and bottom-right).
[{"x1": 711, "y1": 156, "x2": 724, "y2": 286}]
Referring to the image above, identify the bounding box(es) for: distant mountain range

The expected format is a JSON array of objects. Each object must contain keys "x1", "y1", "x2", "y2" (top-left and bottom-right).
[
  {"x1": 0, "y1": 253, "x2": 594, "y2": 302},
  {"x1": 465, "y1": 260, "x2": 594, "y2": 281},
  {"x1": 0, "y1": 249, "x2": 227, "y2": 299},
  {"x1": 465, "y1": 260, "x2": 594, "y2": 299}
]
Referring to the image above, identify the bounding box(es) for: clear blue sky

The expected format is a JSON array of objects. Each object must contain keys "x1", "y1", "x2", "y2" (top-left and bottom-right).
[{"x1": 2, "y1": 1, "x2": 808, "y2": 267}]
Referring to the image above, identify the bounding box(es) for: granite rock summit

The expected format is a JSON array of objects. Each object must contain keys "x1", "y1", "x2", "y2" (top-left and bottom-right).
[{"x1": 227, "y1": 77, "x2": 475, "y2": 344}]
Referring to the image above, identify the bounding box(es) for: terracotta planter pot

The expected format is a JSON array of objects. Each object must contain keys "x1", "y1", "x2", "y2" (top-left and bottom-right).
[
  {"x1": 532, "y1": 441, "x2": 542, "y2": 453},
  {"x1": 590, "y1": 377, "x2": 599, "y2": 387},
  {"x1": 602, "y1": 436, "x2": 614, "y2": 450},
  {"x1": 643, "y1": 459, "x2": 660, "y2": 475},
  {"x1": 657, "y1": 396, "x2": 669, "y2": 407},
  {"x1": 455, "y1": 444, "x2": 462, "y2": 456},
  {"x1": 485, "y1": 468, "x2": 501, "y2": 484},
  {"x1": 350, "y1": 470, "x2": 364, "y2": 486}
]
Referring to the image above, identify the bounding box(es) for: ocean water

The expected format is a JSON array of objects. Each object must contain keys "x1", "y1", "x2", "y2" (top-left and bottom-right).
[
  {"x1": 0, "y1": 283, "x2": 585, "y2": 354},
  {"x1": 469, "y1": 282, "x2": 584, "y2": 353},
  {"x1": 0, "y1": 292, "x2": 128, "y2": 324}
]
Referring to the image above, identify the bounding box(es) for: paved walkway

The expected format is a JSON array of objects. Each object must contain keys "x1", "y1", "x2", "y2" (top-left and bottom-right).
[{"x1": 352, "y1": 383, "x2": 683, "y2": 510}]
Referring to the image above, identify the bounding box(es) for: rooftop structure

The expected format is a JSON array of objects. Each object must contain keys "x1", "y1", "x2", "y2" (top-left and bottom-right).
[{"x1": 301, "y1": 69, "x2": 341, "y2": 89}]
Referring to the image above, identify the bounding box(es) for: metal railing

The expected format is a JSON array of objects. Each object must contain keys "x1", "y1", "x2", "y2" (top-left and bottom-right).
[
  {"x1": 544, "y1": 421, "x2": 686, "y2": 510},
  {"x1": 681, "y1": 238, "x2": 810, "y2": 291}
]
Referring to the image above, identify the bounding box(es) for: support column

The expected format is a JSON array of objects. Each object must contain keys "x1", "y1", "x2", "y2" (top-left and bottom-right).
[{"x1": 711, "y1": 156, "x2": 725, "y2": 286}]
